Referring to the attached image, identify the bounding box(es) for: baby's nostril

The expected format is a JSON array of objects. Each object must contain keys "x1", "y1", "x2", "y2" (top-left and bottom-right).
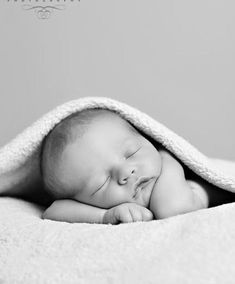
[{"x1": 122, "y1": 177, "x2": 128, "y2": 183}]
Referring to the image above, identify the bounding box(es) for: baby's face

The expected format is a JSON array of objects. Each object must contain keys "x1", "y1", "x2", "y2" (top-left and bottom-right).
[{"x1": 57, "y1": 113, "x2": 162, "y2": 209}]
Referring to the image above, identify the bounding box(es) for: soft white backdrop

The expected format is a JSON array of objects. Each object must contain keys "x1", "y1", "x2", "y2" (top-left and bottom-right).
[{"x1": 0, "y1": 0, "x2": 234, "y2": 159}]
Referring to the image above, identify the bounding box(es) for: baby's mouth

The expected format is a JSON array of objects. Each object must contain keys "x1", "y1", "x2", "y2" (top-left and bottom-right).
[{"x1": 133, "y1": 177, "x2": 154, "y2": 198}]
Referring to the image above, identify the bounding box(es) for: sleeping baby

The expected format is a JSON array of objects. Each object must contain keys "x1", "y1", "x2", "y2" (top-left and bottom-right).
[{"x1": 40, "y1": 109, "x2": 235, "y2": 224}]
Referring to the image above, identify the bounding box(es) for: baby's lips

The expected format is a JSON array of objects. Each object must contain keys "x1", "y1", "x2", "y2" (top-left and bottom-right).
[{"x1": 133, "y1": 177, "x2": 155, "y2": 198}]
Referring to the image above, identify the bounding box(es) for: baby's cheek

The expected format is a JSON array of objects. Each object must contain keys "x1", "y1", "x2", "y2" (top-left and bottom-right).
[
  {"x1": 144, "y1": 148, "x2": 162, "y2": 175},
  {"x1": 102, "y1": 188, "x2": 130, "y2": 208}
]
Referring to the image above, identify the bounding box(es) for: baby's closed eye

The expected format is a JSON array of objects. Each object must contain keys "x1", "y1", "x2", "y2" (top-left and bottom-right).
[{"x1": 125, "y1": 147, "x2": 141, "y2": 159}]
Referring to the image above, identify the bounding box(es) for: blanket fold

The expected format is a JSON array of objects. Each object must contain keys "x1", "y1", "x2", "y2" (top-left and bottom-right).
[{"x1": 0, "y1": 96, "x2": 235, "y2": 198}]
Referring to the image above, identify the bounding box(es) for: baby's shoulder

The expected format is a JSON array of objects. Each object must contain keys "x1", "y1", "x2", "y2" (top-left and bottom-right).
[{"x1": 159, "y1": 148, "x2": 185, "y2": 178}]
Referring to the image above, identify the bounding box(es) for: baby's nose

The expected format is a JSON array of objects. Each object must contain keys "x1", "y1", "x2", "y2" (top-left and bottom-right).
[{"x1": 118, "y1": 168, "x2": 135, "y2": 185}]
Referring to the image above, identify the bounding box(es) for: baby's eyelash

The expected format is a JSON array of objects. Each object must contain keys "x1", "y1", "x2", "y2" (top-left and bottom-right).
[
  {"x1": 99, "y1": 176, "x2": 110, "y2": 189},
  {"x1": 126, "y1": 147, "x2": 141, "y2": 159},
  {"x1": 92, "y1": 176, "x2": 110, "y2": 195}
]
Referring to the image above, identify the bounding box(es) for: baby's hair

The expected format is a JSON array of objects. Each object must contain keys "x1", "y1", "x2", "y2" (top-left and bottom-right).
[{"x1": 40, "y1": 108, "x2": 118, "y2": 199}]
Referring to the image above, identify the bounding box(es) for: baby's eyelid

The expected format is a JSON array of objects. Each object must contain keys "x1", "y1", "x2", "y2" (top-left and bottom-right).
[
  {"x1": 126, "y1": 147, "x2": 141, "y2": 159},
  {"x1": 95, "y1": 176, "x2": 110, "y2": 193}
]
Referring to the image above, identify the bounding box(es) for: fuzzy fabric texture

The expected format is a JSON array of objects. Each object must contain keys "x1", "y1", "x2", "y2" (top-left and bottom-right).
[
  {"x1": 1, "y1": 196, "x2": 235, "y2": 284},
  {"x1": 0, "y1": 96, "x2": 235, "y2": 283}
]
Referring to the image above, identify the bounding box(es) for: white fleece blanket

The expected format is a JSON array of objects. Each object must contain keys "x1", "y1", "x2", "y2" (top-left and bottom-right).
[{"x1": 0, "y1": 96, "x2": 235, "y2": 284}]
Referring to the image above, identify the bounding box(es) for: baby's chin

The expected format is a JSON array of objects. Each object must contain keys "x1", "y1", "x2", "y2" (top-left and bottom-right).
[{"x1": 134, "y1": 177, "x2": 158, "y2": 208}]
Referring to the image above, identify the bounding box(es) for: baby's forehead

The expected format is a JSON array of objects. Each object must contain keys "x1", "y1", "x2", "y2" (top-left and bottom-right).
[
  {"x1": 69, "y1": 111, "x2": 142, "y2": 146},
  {"x1": 100, "y1": 111, "x2": 140, "y2": 133}
]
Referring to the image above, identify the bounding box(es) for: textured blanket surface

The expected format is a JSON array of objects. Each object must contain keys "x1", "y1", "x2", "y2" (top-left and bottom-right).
[
  {"x1": 1, "y1": 196, "x2": 235, "y2": 284},
  {"x1": 1, "y1": 96, "x2": 235, "y2": 283}
]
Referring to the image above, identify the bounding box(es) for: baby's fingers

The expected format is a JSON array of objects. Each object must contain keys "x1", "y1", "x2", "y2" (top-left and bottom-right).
[
  {"x1": 128, "y1": 207, "x2": 144, "y2": 222},
  {"x1": 119, "y1": 209, "x2": 134, "y2": 223},
  {"x1": 112, "y1": 203, "x2": 154, "y2": 224},
  {"x1": 141, "y1": 208, "x2": 154, "y2": 221},
  {"x1": 128, "y1": 206, "x2": 153, "y2": 222}
]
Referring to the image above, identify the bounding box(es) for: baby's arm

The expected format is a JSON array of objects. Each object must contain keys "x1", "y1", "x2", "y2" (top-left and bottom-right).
[
  {"x1": 150, "y1": 149, "x2": 208, "y2": 219},
  {"x1": 42, "y1": 199, "x2": 153, "y2": 224},
  {"x1": 42, "y1": 199, "x2": 107, "y2": 224}
]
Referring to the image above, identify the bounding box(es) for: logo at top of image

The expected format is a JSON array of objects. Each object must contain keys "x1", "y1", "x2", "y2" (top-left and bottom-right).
[{"x1": 7, "y1": 0, "x2": 80, "y2": 20}]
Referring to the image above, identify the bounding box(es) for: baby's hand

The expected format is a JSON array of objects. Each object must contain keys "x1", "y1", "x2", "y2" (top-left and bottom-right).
[{"x1": 103, "y1": 203, "x2": 154, "y2": 224}]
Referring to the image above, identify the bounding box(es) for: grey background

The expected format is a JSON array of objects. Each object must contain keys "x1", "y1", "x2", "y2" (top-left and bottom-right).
[{"x1": 0, "y1": 0, "x2": 234, "y2": 159}]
